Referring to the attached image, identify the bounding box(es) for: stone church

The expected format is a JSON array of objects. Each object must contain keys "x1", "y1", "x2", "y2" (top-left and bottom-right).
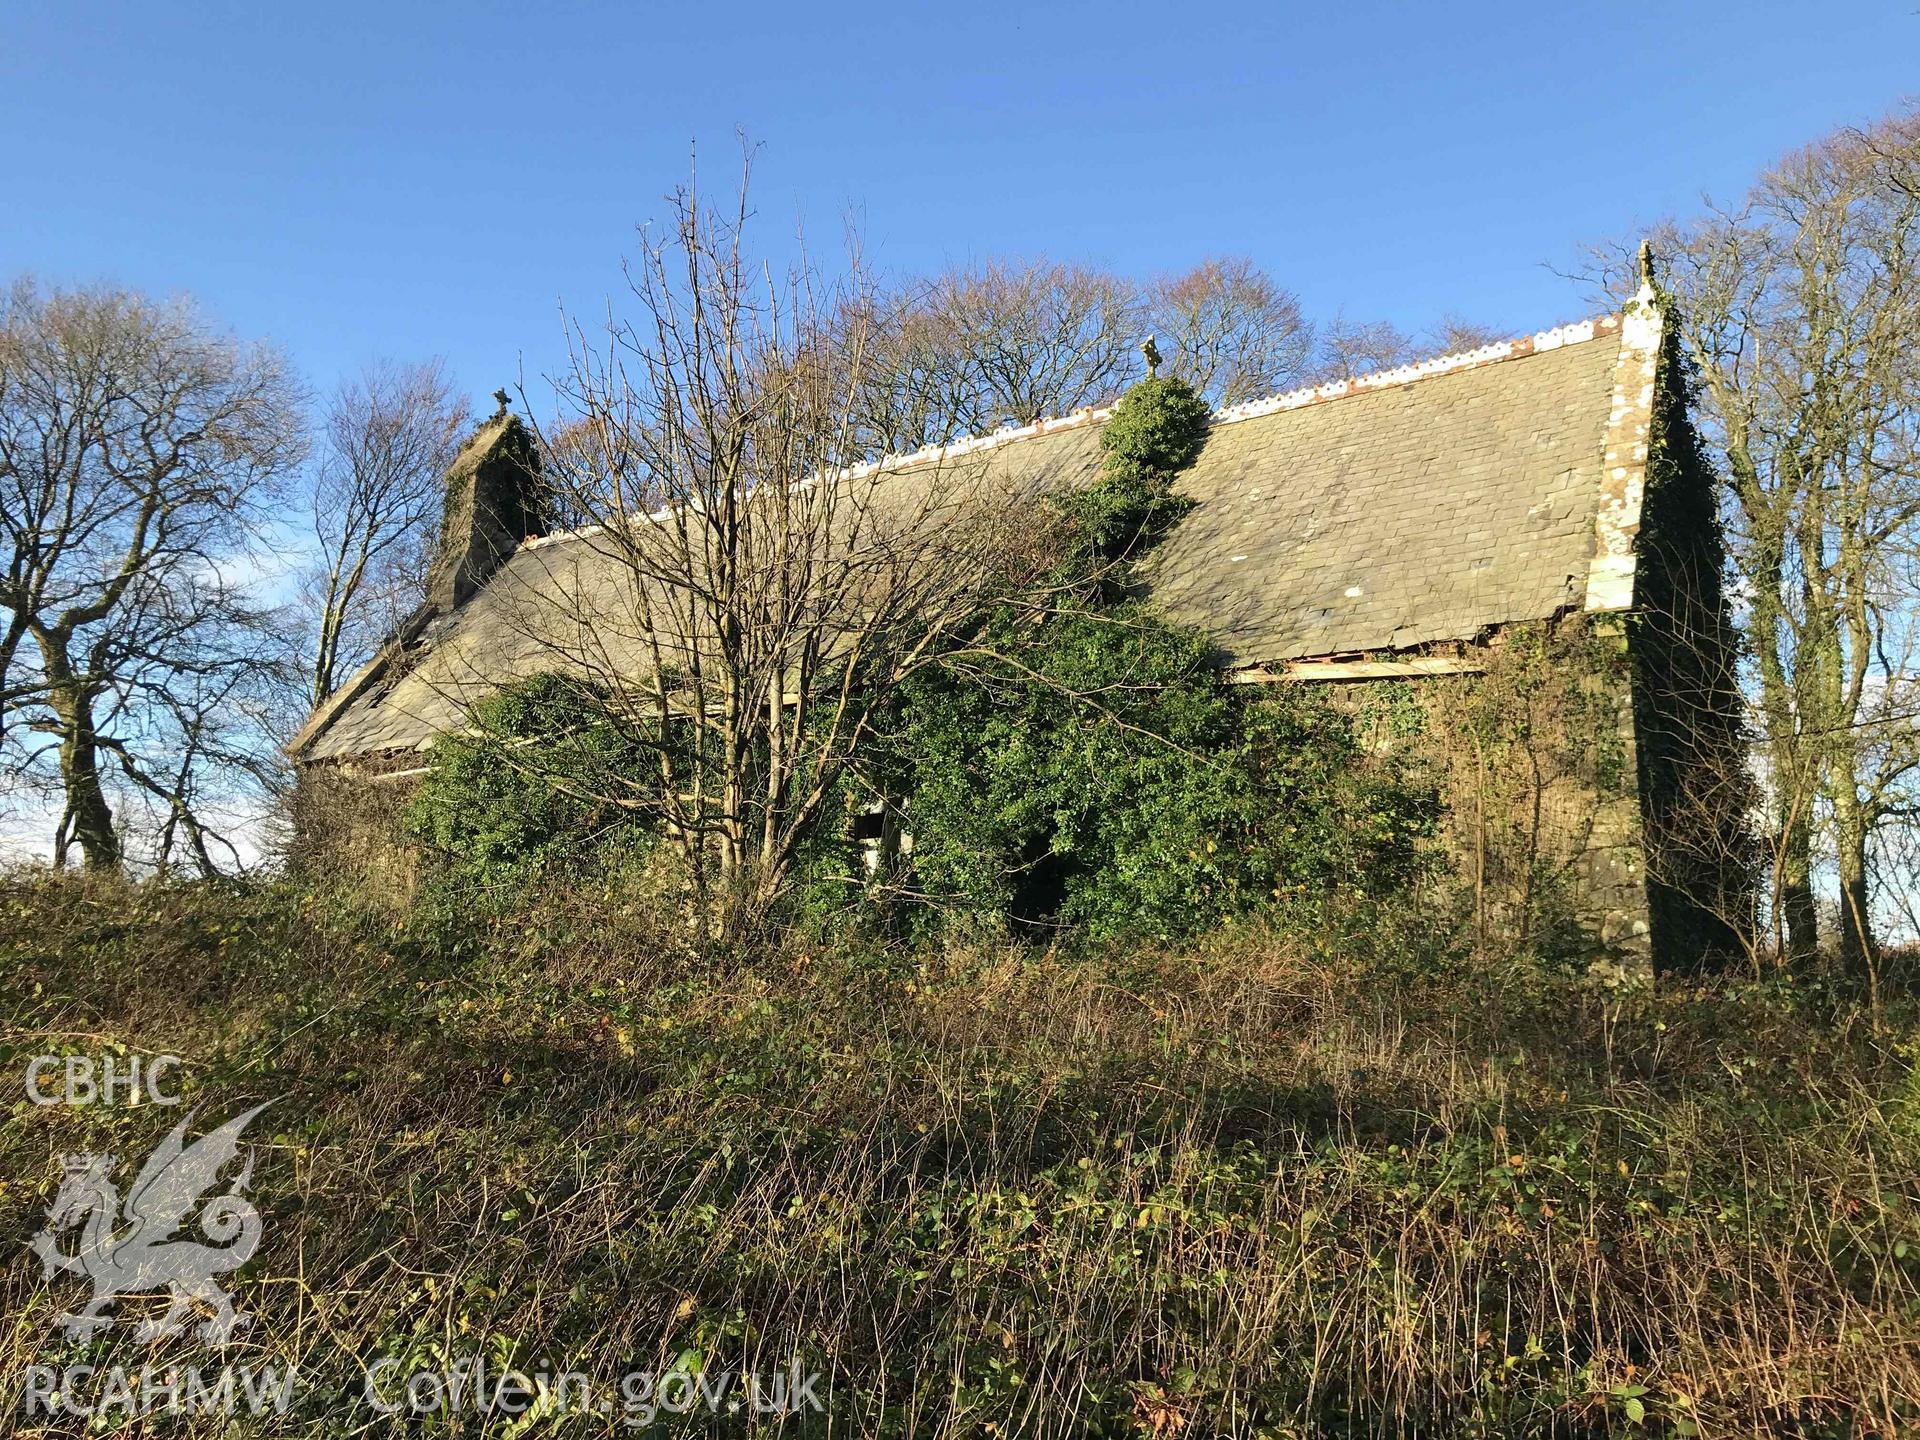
[{"x1": 291, "y1": 270, "x2": 1748, "y2": 968}]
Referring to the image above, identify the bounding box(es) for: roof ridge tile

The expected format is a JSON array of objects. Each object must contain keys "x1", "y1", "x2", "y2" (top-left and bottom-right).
[{"x1": 521, "y1": 311, "x2": 1621, "y2": 555}]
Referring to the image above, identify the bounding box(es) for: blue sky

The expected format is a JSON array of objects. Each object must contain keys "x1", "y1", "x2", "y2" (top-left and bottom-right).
[{"x1": 2, "y1": 1, "x2": 1913, "y2": 415}]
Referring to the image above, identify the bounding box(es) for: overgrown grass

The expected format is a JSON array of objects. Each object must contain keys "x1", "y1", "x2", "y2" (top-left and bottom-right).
[{"x1": 2, "y1": 871, "x2": 1918, "y2": 1435}]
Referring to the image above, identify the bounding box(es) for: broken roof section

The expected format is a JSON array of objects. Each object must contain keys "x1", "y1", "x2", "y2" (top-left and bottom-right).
[{"x1": 295, "y1": 299, "x2": 1656, "y2": 764}]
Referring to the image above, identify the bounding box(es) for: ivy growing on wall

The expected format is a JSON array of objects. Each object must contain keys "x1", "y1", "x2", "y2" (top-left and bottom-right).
[
  {"x1": 404, "y1": 673, "x2": 663, "y2": 889},
  {"x1": 411, "y1": 376, "x2": 1440, "y2": 942},
  {"x1": 1627, "y1": 321, "x2": 1756, "y2": 967},
  {"x1": 853, "y1": 376, "x2": 1439, "y2": 941},
  {"x1": 1353, "y1": 620, "x2": 1638, "y2": 962}
]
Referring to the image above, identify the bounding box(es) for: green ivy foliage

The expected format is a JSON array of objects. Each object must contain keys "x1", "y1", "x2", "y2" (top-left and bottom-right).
[
  {"x1": 412, "y1": 375, "x2": 1439, "y2": 942},
  {"x1": 872, "y1": 601, "x2": 1438, "y2": 941},
  {"x1": 856, "y1": 374, "x2": 1440, "y2": 941},
  {"x1": 1059, "y1": 375, "x2": 1211, "y2": 557},
  {"x1": 404, "y1": 673, "x2": 662, "y2": 886}
]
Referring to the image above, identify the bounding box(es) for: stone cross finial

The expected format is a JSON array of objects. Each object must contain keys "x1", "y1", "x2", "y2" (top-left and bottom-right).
[
  {"x1": 492, "y1": 387, "x2": 512, "y2": 418},
  {"x1": 1637, "y1": 239, "x2": 1656, "y2": 290},
  {"x1": 1140, "y1": 335, "x2": 1161, "y2": 378}
]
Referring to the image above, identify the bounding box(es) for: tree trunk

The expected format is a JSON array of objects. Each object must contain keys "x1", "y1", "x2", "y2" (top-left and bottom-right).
[
  {"x1": 1832, "y1": 783, "x2": 1876, "y2": 980},
  {"x1": 1731, "y1": 446, "x2": 1814, "y2": 967},
  {"x1": 48, "y1": 679, "x2": 121, "y2": 871},
  {"x1": 310, "y1": 603, "x2": 343, "y2": 707},
  {"x1": 1776, "y1": 811, "x2": 1818, "y2": 965}
]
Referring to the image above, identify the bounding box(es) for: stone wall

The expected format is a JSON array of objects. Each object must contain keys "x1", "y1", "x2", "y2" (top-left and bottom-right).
[
  {"x1": 1329, "y1": 617, "x2": 1650, "y2": 966},
  {"x1": 290, "y1": 752, "x2": 425, "y2": 907},
  {"x1": 425, "y1": 413, "x2": 547, "y2": 611},
  {"x1": 295, "y1": 623, "x2": 1656, "y2": 957},
  {"x1": 1317, "y1": 316, "x2": 1752, "y2": 974}
]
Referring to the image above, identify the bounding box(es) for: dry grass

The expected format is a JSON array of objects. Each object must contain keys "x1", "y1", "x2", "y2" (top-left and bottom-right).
[{"x1": 2, "y1": 871, "x2": 1917, "y2": 1436}]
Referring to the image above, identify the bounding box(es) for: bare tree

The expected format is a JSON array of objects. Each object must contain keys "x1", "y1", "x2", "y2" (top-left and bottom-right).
[
  {"x1": 1427, "y1": 314, "x2": 1508, "y2": 356},
  {"x1": 1143, "y1": 257, "x2": 1311, "y2": 406},
  {"x1": 306, "y1": 359, "x2": 468, "y2": 704},
  {"x1": 1309, "y1": 313, "x2": 1509, "y2": 386},
  {"x1": 835, "y1": 286, "x2": 990, "y2": 455},
  {"x1": 933, "y1": 258, "x2": 1139, "y2": 427},
  {"x1": 0, "y1": 279, "x2": 303, "y2": 870},
  {"x1": 849, "y1": 258, "x2": 1414, "y2": 455},
  {"x1": 510, "y1": 158, "x2": 1060, "y2": 935},
  {"x1": 831, "y1": 259, "x2": 1141, "y2": 457},
  {"x1": 1311, "y1": 314, "x2": 1413, "y2": 382}
]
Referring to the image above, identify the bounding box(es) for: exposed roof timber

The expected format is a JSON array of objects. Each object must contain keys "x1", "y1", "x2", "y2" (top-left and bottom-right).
[{"x1": 1226, "y1": 656, "x2": 1488, "y2": 684}]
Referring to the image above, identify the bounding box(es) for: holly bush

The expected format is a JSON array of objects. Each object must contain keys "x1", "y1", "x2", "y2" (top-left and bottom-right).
[{"x1": 870, "y1": 599, "x2": 1438, "y2": 941}]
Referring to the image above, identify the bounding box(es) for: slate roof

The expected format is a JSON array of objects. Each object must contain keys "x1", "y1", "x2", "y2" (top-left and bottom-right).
[
  {"x1": 296, "y1": 312, "x2": 1635, "y2": 763},
  {"x1": 1146, "y1": 323, "x2": 1621, "y2": 659}
]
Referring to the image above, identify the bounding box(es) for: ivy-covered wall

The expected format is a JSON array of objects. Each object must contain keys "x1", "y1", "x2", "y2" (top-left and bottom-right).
[
  {"x1": 290, "y1": 751, "x2": 426, "y2": 906},
  {"x1": 292, "y1": 619, "x2": 1656, "y2": 965},
  {"x1": 1624, "y1": 326, "x2": 1755, "y2": 968},
  {"x1": 1331, "y1": 618, "x2": 1649, "y2": 967},
  {"x1": 1309, "y1": 331, "x2": 1752, "y2": 973}
]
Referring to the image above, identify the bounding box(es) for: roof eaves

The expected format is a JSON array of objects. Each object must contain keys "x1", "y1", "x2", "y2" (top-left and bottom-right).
[{"x1": 286, "y1": 601, "x2": 437, "y2": 759}]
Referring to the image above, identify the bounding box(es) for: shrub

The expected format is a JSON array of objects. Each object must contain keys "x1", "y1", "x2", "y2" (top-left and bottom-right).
[
  {"x1": 874, "y1": 603, "x2": 1438, "y2": 941},
  {"x1": 404, "y1": 377, "x2": 1437, "y2": 946},
  {"x1": 404, "y1": 673, "x2": 664, "y2": 890},
  {"x1": 1063, "y1": 373, "x2": 1211, "y2": 555}
]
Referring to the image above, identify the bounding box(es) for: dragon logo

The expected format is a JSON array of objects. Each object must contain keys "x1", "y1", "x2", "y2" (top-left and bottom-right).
[{"x1": 29, "y1": 1102, "x2": 273, "y2": 1345}]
